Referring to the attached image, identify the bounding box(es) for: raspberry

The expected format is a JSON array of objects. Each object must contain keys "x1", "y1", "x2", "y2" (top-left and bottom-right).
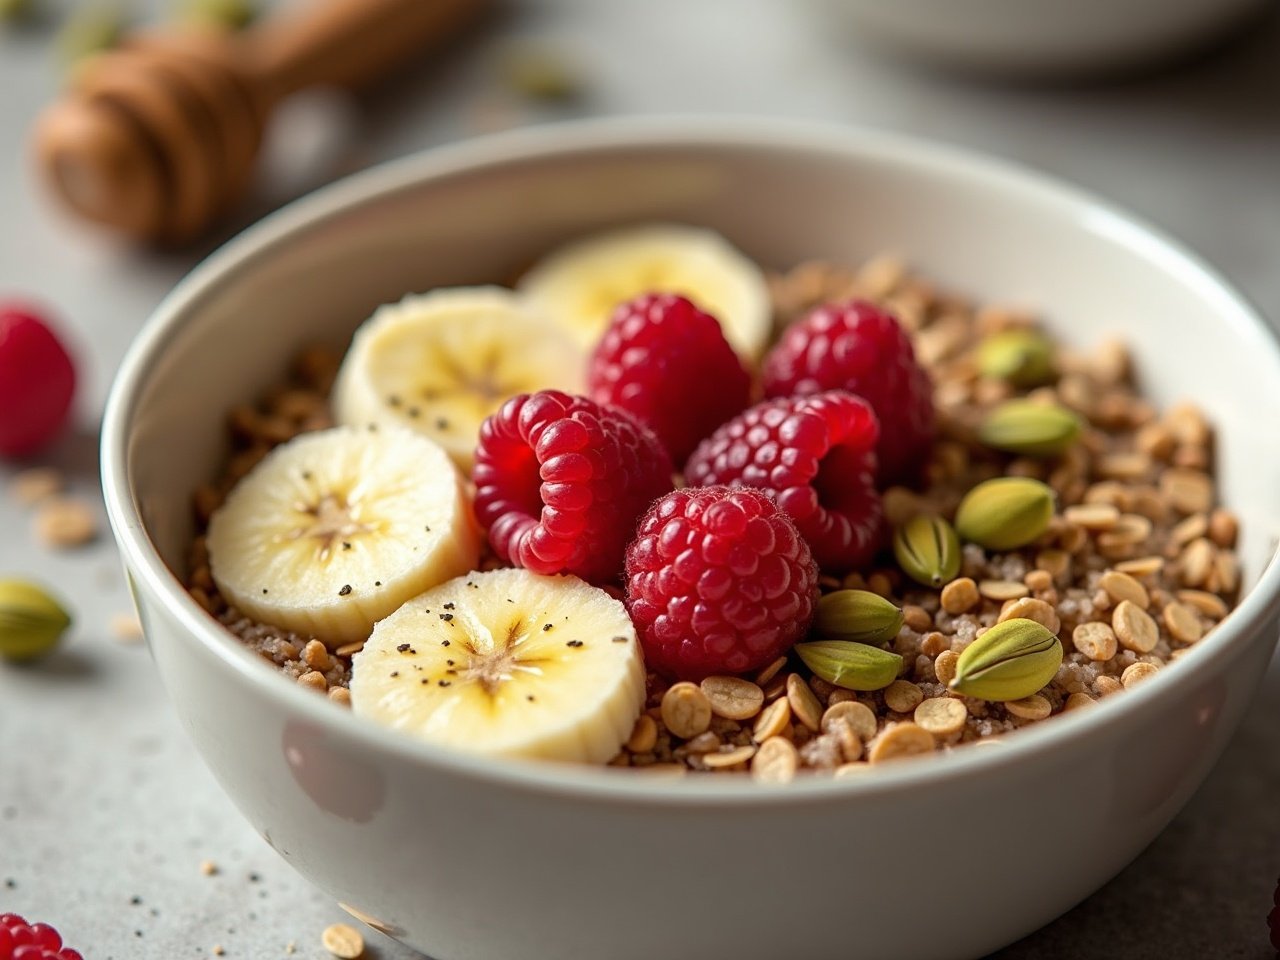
[
  {"x1": 0, "y1": 306, "x2": 77, "y2": 458},
  {"x1": 587, "y1": 293, "x2": 751, "y2": 463},
  {"x1": 762, "y1": 300, "x2": 934, "y2": 485},
  {"x1": 684, "y1": 391, "x2": 883, "y2": 573},
  {"x1": 0, "y1": 914, "x2": 82, "y2": 960},
  {"x1": 1270, "y1": 877, "x2": 1280, "y2": 952},
  {"x1": 473, "y1": 390, "x2": 673, "y2": 584},
  {"x1": 624, "y1": 486, "x2": 818, "y2": 680}
]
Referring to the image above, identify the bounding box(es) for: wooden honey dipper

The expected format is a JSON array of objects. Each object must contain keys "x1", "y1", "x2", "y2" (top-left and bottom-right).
[{"x1": 34, "y1": 0, "x2": 484, "y2": 244}]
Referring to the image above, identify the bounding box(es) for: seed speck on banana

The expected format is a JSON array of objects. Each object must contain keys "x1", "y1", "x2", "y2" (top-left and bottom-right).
[
  {"x1": 333, "y1": 286, "x2": 585, "y2": 472},
  {"x1": 206, "y1": 425, "x2": 480, "y2": 645}
]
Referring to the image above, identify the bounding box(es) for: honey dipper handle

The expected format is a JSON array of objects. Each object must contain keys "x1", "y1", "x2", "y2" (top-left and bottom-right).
[{"x1": 245, "y1": 0, "x2": 484, "y2": 98}]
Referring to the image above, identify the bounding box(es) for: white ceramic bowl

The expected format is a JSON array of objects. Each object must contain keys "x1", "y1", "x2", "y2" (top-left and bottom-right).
[
  {"x1": 102, "y1": 118, "x2": 1280, "y2": 960},
  {"x1": 817, "y1": 0, "x2": 1271, "y2": 76}
]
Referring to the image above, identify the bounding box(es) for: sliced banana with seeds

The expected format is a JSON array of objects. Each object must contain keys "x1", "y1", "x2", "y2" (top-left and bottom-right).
[
  {"x1": 207, "y1": 426, "x2": 480, "y2": 644},
  {"x1": 516, "y1": 223, "x2": 772, "y2": 362},
  {"x1": 351, "y1": 568, "x2": 644, "y2": 764},
  {"x1": 332, "y1": 286, "x2": 585, "y2": 471}
]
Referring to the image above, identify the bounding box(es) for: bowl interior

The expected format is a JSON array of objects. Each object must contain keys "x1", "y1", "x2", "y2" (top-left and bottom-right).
[{"x1": 121, "y1": 123, "x2": 1280, "y2": 648}]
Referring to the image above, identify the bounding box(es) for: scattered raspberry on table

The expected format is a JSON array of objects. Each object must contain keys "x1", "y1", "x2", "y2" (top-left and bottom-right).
[
  {"x1": 587, "y1": 292, "x2": 751, "y2": 463},
  {"x1": 0, "y1": 914, "x2": 82, "y2": 960},
  {"x1": 624, "y1": 486, "x2": 818, "y2": 680},
  {"x1": 473, "y1": 389, "x2": 673, "y2": 584},
  {"x1": 684, "y1": 390, "x2": 884, "y2": 573},
  {"x1": 0, "y1": 305, "x2": 77, "y2": 459},
  {"x1": 761, "y1": 299, "x2": 933, "y2": 485},
  {"x1": 1269, "y1": 876, "x2": 1280, "y2": 953}
]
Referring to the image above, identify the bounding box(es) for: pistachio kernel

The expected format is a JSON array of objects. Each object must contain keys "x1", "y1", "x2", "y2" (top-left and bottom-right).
[
  {"x1": 56, "y1": 4, "x2": 126, "y2": 72},
  {"x1": 0, "y1": 579, "x2": 73, "y2": 661},
  {"x1": 813, "y1": 589, "x2": 904, "y2": 645},
  {"x1": 954, "y1": 477, "x2": 1055, "y2": 551},
  {"x1": 0, "y1": 0, "x2": 34, "y2": 22},
  {"x1": 499, "y1": 44, "x2": 582, "y2": 101},
  {"x1": 976, "y1": 329, "x2": 1056, "y2": 387},
  {"x1": 178, "y1": 0, "x2": 257, "y2": 30},
  {"x1": 949, "y1": 618, "x2": 1063, "y2": 702},
  {"x1": 893, "y1": 514, "x2": 962, "y2": 588},
  {"x1": 977, "y1": 399, "x2": 1082, "y2": 458},
  {"x1": 794, "y1": 640, "x2": 903, "y2": 692}
]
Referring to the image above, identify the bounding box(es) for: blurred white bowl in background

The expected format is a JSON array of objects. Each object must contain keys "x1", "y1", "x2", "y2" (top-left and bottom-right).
[{"x1": 817, "y1": 0, "x2": 1272, "y2": 76}]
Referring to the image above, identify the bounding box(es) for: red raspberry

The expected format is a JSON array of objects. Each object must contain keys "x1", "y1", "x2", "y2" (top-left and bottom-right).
[
  {"x1": 683, "y1": 391, "x2": 883, "y2": 573},
  {"x1": 762, "y1": 300, "x2": 934, "y2": 485},
  {"x1": 473, "y1": 390, "x2": 673, "y2": 584},
  {"x1": 0, "y1": 306, "x2": 77, "y2": 458},
  {"x1": 0, "y1": 914, "x2": 82, "y2": 960},
  {"x1": 587, "y1": 293, "x2": 751, "y2": 463},
  {"x1": 624, "y1": 486, "x2": 818, "y2": 680},
  {"x1": 1270, "y1": 877, "x2": 1280, "y2": 952}
]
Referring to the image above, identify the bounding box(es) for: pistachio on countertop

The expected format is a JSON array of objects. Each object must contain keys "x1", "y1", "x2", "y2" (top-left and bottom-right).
[{"x1": 0, "y1": 579, "x2": 72, "y2": 661}]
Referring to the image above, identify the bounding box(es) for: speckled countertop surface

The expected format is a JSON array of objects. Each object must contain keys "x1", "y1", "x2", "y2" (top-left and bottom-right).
[{"x1": 2, "y1": 2, "x2": 1279, "y2": 958}]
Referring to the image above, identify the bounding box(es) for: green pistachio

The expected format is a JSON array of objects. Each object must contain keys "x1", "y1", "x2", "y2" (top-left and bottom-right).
[
  {"x1": 795, "y1": 640, "x2": 903, "y2": 692},
  {"x1": 950, "y1": 618, "x2": 1063, "y2": 701},
  {"x1": 177, "y1": 0, "x2": 256, "y2": 30},
  {"x1": 56, "y1": 4, "x2": 125, "y2": 72},
  {"x1": 954, "y1": 477, "x2": 1055, "y2": 551},
  {"x1": 978, "y1": 399, "x2": 1081, "y2": 458},
  {"x1": 977, "y1": 329, "x2": 1056, "y2": 387},
  {"x1": 0, "y1": 0, "x2": 35, "y2": 23},
  {"x1": 814, "y1": 589, "x2": 904, "y2": 645},
  {"x1": 499, "y1": 45, "x2": 581, "y2": 102},
  {"x1": 893, "y1": 514, "x2": 961, "y2": 587},
  {"x1": 0, "y1": 579, "x2": 72, "y2": 661}
]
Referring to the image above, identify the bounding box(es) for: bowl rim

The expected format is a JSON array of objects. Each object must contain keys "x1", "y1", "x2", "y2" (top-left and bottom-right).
[{"x1": 101, "y1": 115, "x2": 1280, "y2": 807}]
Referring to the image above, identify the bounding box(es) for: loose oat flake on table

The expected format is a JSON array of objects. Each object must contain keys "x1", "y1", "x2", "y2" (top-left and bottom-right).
[{"x1": 185, "y1": 231, "x2": 1243, "y2": 782}]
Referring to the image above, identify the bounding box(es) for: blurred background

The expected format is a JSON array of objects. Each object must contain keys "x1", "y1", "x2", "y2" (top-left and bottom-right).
[{"x1": 1, "y1": 0, "x2": 1278, "y2": 956}]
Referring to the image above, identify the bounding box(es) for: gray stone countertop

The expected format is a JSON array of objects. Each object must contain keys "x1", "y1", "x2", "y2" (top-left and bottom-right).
[{"x1": 1, "y1": 1, "x2": 1278, "y2": 957}]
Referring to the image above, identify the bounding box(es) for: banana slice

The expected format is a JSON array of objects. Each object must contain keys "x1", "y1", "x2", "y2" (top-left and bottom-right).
[
  {"x1": 332, "y1": 286, "x2": 586, "y2": 472},
  {"x1": 516, "y1": 223, "x2": 772, "y2": 361},
  {"x1": 350, "y1": 568, "x2": 644, "y2": 764},
  {"x1": 207, "y1": 425, "x2": 480, "y2": 644}
]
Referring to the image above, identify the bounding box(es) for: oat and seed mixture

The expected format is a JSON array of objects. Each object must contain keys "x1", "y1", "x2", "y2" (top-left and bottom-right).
[{"x1": 184, "y1": 254, "x2": 1241, "y2": 782}]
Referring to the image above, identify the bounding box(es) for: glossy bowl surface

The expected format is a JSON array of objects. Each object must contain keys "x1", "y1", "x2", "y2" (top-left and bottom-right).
[{"x1": 102, "y1": 118, "x2": 1280, "y2": 960}]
